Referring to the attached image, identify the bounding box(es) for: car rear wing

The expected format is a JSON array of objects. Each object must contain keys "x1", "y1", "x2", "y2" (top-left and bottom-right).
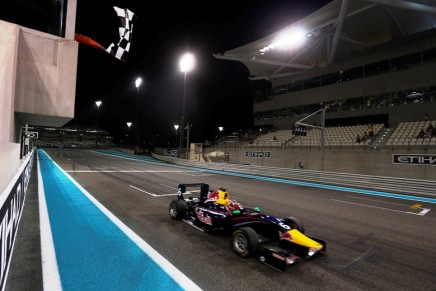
[{"x1": 177, "y1": 183, "x2": 210, "y2": 201}]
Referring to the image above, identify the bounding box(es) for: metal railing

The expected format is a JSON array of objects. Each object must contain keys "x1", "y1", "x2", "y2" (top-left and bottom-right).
[{"x1": 152, "y1": 153, "x2": 436, "y2": 198}]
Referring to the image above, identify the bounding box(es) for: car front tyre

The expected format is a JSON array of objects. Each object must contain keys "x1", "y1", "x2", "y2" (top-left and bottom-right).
[{"x1": 232, "y1": 227, "x2": 260, "y2": 258}]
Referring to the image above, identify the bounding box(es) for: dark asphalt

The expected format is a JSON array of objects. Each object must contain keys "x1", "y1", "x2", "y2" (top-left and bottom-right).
[
  {"x1": 5, "y1": 149, "x2": 436, "y2": 291},
  {"x1": 6, "y1": 154, "x2": 42, "y2": 291}
]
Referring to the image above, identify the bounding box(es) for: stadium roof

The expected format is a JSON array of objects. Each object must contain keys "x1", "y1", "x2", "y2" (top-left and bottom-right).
[{"x1": 213, "y1": 0, "x2": 436, "y2": 82}]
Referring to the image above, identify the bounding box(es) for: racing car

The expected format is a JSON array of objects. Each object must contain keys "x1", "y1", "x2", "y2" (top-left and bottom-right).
[{"x1": 168, "y1": 183, "x2": 326, "y2": 271}]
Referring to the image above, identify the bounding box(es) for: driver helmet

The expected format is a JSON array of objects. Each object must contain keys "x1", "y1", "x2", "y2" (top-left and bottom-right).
[{"x1": 215, "y1": 188, "x2": 230, "y2": 206}]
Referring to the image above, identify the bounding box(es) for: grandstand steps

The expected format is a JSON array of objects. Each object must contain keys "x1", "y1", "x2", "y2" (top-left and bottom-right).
[{"x1": 372, "y1": 127, "x2": 392, "y2": 148}]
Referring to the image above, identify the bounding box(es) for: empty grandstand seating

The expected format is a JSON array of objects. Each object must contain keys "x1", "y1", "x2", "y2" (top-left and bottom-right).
[
  {"x1": 386, "y1": 120, "x2": 435, "y2": 147},
  {"x1": 247, "y1": 130, "x2": 293, "y2": 148},
  {"x1": 289, "y1": 124, "x2": 384, "y2": 147},
  {"x1": 245, "y1": 124, "x2": 388, "y2": 148}
]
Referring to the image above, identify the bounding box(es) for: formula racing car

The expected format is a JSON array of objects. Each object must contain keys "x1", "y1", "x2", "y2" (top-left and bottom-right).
[{"x1": 168, "y1": 183, "x2": 326, "y2": 271}]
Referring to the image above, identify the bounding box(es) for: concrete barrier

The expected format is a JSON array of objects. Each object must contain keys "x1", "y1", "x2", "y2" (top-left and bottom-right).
[{"x1": 151, "y1": 152, "x2": 436, "y2": 198}]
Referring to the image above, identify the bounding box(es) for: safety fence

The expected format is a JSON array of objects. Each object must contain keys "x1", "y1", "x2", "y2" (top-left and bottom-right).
[{"x1": 152, "y1": 153, "x2": 436, "y2": 198}]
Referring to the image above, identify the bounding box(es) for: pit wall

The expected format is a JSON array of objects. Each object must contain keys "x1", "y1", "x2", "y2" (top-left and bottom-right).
[
  {"x1": 203, "y1": 146, "x2": 436, "y2": 181},
  {"x1": 0, "y1": 150, "x2": 34, "y2": 290}
]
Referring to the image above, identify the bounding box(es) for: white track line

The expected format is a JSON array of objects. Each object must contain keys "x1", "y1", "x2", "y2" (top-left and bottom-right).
[
  {"x1": 38, "y1": 156, "x2": 62, "y2": 290},
  {"x1": 332, "y1": 199, "x2": 430, "y2": 216}
]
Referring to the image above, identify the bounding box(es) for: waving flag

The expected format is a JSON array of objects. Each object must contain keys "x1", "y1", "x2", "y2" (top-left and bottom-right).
[
  {"x1": 74, "y1": 33, "x2": 106, "y2": 51},
  {"x1": 105, "y1": 6, "x2": 136, "y2": 62},
  {"x1": 75, "y1": 6, "x2": 136, "y2": 62}
]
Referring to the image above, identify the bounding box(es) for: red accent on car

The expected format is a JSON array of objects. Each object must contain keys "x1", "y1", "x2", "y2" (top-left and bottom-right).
[{"x1": 280, "y1": 231, "x2": 292, "y2": 241}]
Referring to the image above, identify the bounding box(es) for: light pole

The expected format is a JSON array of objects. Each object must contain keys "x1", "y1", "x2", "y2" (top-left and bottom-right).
[
  {"x1": 135, "y1": 77, "x2": 142, "y2": 153},
  {"x1": 174, "y1": 124, "x2": 179, "y2": 152},
  {"x1": 95, "y1": 100, "x2": 102, "y2": 148},
  {"x1": 186, "y1": 123, "x2": 192, "y2": 160},
  {"x1": 179, "y1": 53, "x2": 194, "y2": 159},
  {"x1": 218, "y1": 126, "x2": 224, "y2": 162},
  {"x1": 126, "y1": 122, "x2": 132, "y2": 146}
]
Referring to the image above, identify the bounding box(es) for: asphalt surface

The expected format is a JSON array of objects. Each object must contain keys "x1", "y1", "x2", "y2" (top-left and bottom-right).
[
  {"x1": 6, "y1": 148, "x2": 436, "y2": 291},
  {"x1": 6, "y1": 153, "x2": 42, "y2": 291}
]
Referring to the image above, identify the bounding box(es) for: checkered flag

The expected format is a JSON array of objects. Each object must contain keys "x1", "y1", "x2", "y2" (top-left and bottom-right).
[{"x1": 106, "y1": 6, "x2": 136, "y2": 62}]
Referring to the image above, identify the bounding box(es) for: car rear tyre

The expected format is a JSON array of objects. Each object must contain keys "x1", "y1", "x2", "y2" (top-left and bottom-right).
[
  {"x1": 169, "y1": 200, "x2": 187, "y2": 220},
  {"x1": 232, "y1": 227, "x2": 260, "y2": 258},
  {"x1": 284, "y1": 216, "x2": 305, "y2": 233}
]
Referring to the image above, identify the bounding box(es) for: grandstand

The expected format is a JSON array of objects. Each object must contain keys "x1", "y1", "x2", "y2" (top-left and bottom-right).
[
  {"x1": 245, "y1": 123, "x2": 386, "y2": 148},
  {"x1": 386, "y1": 120, "x2": 436, "y2": 147},
  {"x1": 207, "y1": 0, "x2": 436, "y2": 179},
  {"x1": 214, "y1": 0, "x2": 436, "y2": 134}
]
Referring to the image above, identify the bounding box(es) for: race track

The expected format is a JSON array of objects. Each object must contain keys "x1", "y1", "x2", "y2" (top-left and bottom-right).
[{"x1": 7, "y1": 148, "x2": 436, "y2": 291}]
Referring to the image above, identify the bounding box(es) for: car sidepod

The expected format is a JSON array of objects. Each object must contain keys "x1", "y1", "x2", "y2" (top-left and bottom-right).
[{"x1": 193, "y1": 206, "x2": 230, "y2": 232}]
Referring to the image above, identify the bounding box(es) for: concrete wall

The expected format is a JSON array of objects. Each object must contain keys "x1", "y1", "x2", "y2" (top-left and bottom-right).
[
  {"x1": 254, "y1": 64, "x2": 436, "y2": 113},
  {"x1": 0, "y1": 19, "x2": 78, "y2": 194},
  {"x1": 14, "y1": 26, "x2": 78, "y2": 126},
  {"x1": 206, "y1": 146, "x2": 436, "y2": 181},
  {"x1": 253, "y1": 34, "x2": 436, "y2": 131},
  {"x1": 0, "y1": 21, "x2": 22, "y2": 193}
]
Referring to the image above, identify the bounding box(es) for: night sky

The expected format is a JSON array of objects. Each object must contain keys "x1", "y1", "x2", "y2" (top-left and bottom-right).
[{"x1": 1, "y1": 0, "x2": 331, "y2": 145}]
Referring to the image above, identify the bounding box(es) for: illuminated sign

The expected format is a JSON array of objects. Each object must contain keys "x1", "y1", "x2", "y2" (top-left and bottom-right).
[
  {"x1": 392, "y1": 154, "x2": 436, "y2": 166},
  {"x1": 246, "y1": 151, "x2": 271, "y2": 158}
]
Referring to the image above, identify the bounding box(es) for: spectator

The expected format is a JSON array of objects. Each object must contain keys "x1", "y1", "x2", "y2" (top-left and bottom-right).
[
  {"x1": 356, "y1": 134, "x2": 361, "y2": 143},
  {"x1": 297, "y1": 161, "x2": 304, "y2": 170},
  {"x1": 362, "y1": 132, "x2": 369, "y2": 141},
  {"x1": 426, "y1": 123, "x2": 433, "y2": 138},
  {"x1": 416, "y1": 129, "x2": 426, "y2": 139},
  {"x1": 368, "y1": 124, "x2": 374, "y2": 138},
  {"x1": 424, "y1": 113, "x2": 429, "y2": 122}
]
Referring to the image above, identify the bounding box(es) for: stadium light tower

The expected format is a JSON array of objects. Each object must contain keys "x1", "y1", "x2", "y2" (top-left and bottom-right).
[
  {"x1": 174, "y1": 124, "x2": 179, "y2": 152},
  {"x1": 135, "y1": 77, "x2": 142, "y2": 153},
  {"x1": 126, "y1": 122, "x2": 132, "y2": 145},
  {"x1": 95, "y1": 100, "x2": 102, "y2": 123},
  {"x1": 95, "y1": 100, "x2": 102, "y2": 148},
  {"x1": 179, "y1": 53, "x2": 195, "y2": 159}
]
